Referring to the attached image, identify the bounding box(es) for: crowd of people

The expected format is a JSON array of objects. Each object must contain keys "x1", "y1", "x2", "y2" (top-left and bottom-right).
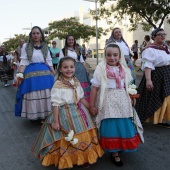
[{"x1": 0, "y1": 26, "x2": 170, "y2": 169}]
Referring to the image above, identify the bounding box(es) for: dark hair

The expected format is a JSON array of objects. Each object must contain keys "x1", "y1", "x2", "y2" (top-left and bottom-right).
[
  {"x1": 29, "y1": 26, "x2": 45, "y2": 43},
  {"x1": 144, "y1": 35, "x2": 150, "y2": 41},
  {"x1": 64, "y1": 34, "x2": 76, "y2": 48},
  {"x1": 151, "y1": 28, "x2": 164, "y2": 40},
  {"x1": 26, "y1": 26, "x2": 48, "y2": 61},
  {"x1": 57, "y1": 57, "x2": 76, "y2": 78},
  {"x1": 105, "y1": 43, "x2": 121, "y2": 56}
]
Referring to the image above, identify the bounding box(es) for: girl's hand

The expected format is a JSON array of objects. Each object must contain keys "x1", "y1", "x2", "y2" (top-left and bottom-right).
[
  {"x1": 52, "y1": 122, "x2": 60, "y2": 131},
  {"x1": 17, "y1": 78, "x2": 23, "y2": 85},
  {"x1": 89, "y1": 106, "x2": 98, "y2": 116},
  {"x1": 146, "y1": 79, "x2": 153, "y2": 91},
  {"x1": 132, "y1": 98, "x2": 136, "y2": 106}
]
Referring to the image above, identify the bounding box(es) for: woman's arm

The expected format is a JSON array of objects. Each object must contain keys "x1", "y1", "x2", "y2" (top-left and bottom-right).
[
  {"x1": 50, "y1": 66, "x2": 56, "y2": 76},
  {"x1": 145, "y1": 67, "x2": 153, "y2": 90},
  {"x1": 52, "y1": 106, "x2": 60, "y2": 131},
  {"x1": 89, "y1": 86, "x2": 99, "y2": 115}
]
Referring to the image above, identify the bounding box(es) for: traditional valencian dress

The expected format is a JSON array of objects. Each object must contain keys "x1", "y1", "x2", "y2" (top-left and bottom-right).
[
  {"x1": 31, "y1": 77, "x2": 104, "y2": 169},
  {"x1": 135, "y1": 45, "x2": 170, "y2": 124},
  {"x1": 59, "y1": 48, "x2": 91, "y2": 102},
  {"x1": 0, "y1": 53, "x2": 13, "y2": 83},
  {"x1": 91, "y1": 48, "x2": 141, "y2": 152},
  {"x1": 15, "y1": 43, "x2": 54, "y2": 120}
]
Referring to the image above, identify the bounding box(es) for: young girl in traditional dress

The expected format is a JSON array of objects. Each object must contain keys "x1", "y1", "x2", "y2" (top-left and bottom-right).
[
  {"x1": 90, "y1": 43, "x2": 141, "y2": 167},
  {"x1": 32, "y1": 57, "x2": 104, "y2": 169}
]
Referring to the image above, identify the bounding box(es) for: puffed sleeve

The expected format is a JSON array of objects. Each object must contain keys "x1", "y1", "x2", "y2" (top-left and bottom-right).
[
  {"x1": 51, "y1": 87, "x2": 62, "y2": 107},
  {"x1": 77, "y1": 83, "x2": 84, "y2": 99},
  {"x1": 20, "y1": 43, "x2": 29, "y2": 66},
  {"x1": 142, "y1": 48, "x2": 155, "y2": 70},
  {"x1": 80, "y1": 54, "x2": 85, "y2": 63},
  {"x1": 91, "y1": 69, "x2": 101, "y2": 87},
  {"x1": 46, "y1": 50, "x2": 53, "y2": 66}
]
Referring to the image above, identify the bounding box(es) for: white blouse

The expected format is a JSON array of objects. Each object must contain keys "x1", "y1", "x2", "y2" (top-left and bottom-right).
[
  {"x1": 51, "y1": 79, "x2": 84, "y2": 107},
  {"x1": 59, "y1": 49, "x2": 84, "y2": 63},
  {"x1": 116, "y1": 41, "x2": 130, "y2": 56},
  {"x1": 142, "y1": 48, "x2": 170, "y2": 70},
  {"x1": 20, "y1": 43, "x2": 52, "y2": 66},
  {"x1": 0, "y1": 55, "x2": 11, "y2": 61},
  {"x1": 91, "y1": 66, "x2": 125, "y2": 88}
]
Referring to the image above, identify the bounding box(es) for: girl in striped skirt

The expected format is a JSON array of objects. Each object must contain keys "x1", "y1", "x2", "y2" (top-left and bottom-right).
[{"x1": 32, "y1": 57, "x2": 104, "y2": 169}]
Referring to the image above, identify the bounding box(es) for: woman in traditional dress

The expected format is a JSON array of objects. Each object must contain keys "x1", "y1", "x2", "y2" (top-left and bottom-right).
[
  {"x1": 59, "y1": 34, "x2": 91, "y2": 102},
  {"x1": 15, "y1": 26, "x2": 55, "y2": 120},
  {"x1": 106, "y1": 27, "x2": 136, "y2": 83},
  {"x1": 135, "y1": 28, "x2": 170, "y2": 128},
  {"x1": 0, "y1": 45, "x2": 13, "y2": 87}
]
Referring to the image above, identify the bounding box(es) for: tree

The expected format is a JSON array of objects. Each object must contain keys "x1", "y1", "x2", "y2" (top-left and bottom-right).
[
  {"x1": 90, "y1": 0, "x2": 170, "y2": 31},
  {"x1": 47, "y1": 17, "x2": 109, "y2": 42},
  {"x1": 3, "y1": 34, "x2": 28, "y2": 52}
]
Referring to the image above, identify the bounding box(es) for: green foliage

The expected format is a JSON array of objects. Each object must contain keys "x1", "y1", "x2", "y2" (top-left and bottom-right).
[
  {"x1": 90, "y1": 0, "x2": 170, "y2": 31},
  {"x1": 3, "y1": 34, "x2": 28, "y2": 52},
  {"x1": 47, "y1": 17, "x2": 109, "y2": 42}
]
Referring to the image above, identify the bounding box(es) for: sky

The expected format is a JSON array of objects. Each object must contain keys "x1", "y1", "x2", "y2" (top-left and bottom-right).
[{"x1": 0, "y1": 0, "x2": 92, "y2": 44}]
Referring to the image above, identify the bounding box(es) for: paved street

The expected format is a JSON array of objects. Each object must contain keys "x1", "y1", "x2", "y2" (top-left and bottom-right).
[{"x1": 0, "y1": 65, "x2": 170, "y2": 170}]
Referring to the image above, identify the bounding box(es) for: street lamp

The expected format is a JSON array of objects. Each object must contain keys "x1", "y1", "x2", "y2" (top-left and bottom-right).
[
  {"x1": 84, "y1": 0, "x2": 116, "y2": 64},
  {"x1": 84, "y1": 0, "x2": 99, "y2": 64}
]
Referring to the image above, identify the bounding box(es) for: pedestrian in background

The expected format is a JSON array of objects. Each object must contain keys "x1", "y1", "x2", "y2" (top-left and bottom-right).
[
  {"x1": 131, "y1": 40, "x2": 138, "y2": 65},
  {"x1": 15, "y1": 26, "x2": 55, "y2": 120},
  {"x1": 32, "y1": 57, "x2": 104, "y2": 169},
  {"x1": 49, "y1": 40, "x2": 60, "y2": 70},
  {"x1": 0, "y1": 45, "x2": 13, "y2": 87},
  {"x1": 90, "y1": 43, "x2": 141, "y2": 167},
  {"x1": 106, "y1": 27, "x2": 136, "y2": 83},
  {"x1": 59, "y1": 34, "x2": 91, "y2": 102},
  {"x1": 12, "y1": 39, "x2": 25, "y2": 86},
  {"x1": 135, "y1": 28, "x2": 170, "y2": 128}
]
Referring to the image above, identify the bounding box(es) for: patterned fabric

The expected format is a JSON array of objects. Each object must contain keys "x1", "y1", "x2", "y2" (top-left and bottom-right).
[
  {"x1": 15, "y1": 63, "x2": 54, "y2": 118},
  {"x1": 32, "y1": 103, "x2": 104, "y2": 169},
  {"x1": 100, "y1": 118, "x2": 141, "y2": 152},
  {"x1": 135, "y1": 65, "x2": 170, "y2": 123},
  {"x1": 106, "y1": 64, "x2": 125, "y2": 88},
  {"x1": 124, "y1": 55, "x2": 136, "y2": 82},
  {"x1": 21, "y1": 89, "x2": 51, "y2": 120},
  {"x1": 75, "y1": 62, "x2": 91, "y2": 102},
  {"x1": 95, "y1": 88, "x2": 133, "y2": 128}
]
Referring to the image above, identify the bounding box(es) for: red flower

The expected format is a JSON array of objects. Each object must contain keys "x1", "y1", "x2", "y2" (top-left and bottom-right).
[{"x1": 56, "y1": 53, "x2": 59, "y2": 57}]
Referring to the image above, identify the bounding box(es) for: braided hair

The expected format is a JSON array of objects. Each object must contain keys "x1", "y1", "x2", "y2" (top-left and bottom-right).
[{"x1": 26, "y1": 26, "x2": 48, "y2": 62}]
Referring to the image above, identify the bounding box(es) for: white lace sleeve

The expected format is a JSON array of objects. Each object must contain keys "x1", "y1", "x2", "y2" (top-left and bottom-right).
[
  {"x1": 142, "y1": 48, "x2": 155, "y2": 70},
  {"x1": 46, "y1": 50, "x2": 53, "y2": 66},
  {"x1": 20, "y1": 44, "x2": 29, "y2": 66}
]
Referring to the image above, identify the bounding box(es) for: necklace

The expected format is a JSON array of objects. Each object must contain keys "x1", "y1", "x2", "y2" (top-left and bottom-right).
[{"x1": 34, "y1": 45, "x2": 42, "y2": 50}]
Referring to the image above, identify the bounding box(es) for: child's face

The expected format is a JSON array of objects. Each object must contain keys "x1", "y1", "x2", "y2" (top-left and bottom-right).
[
  {"x1": 105, "y1": 47, "x2": 120, "y2": 66},
  {"x1": 59, "y1": 60, "x2": 75, "y2": 79}
]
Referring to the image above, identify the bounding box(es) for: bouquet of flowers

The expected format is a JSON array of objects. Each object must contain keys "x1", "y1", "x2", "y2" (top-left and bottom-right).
[
  {"x1": 56, "y1": 53, "x2": 60, "y2": 57},
  {"x1": 127, "y1": 84, "x2": 140, "y2": 99},
  {"x1": 64, "y1": 130, "x2": 79, "y2": 145}
]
